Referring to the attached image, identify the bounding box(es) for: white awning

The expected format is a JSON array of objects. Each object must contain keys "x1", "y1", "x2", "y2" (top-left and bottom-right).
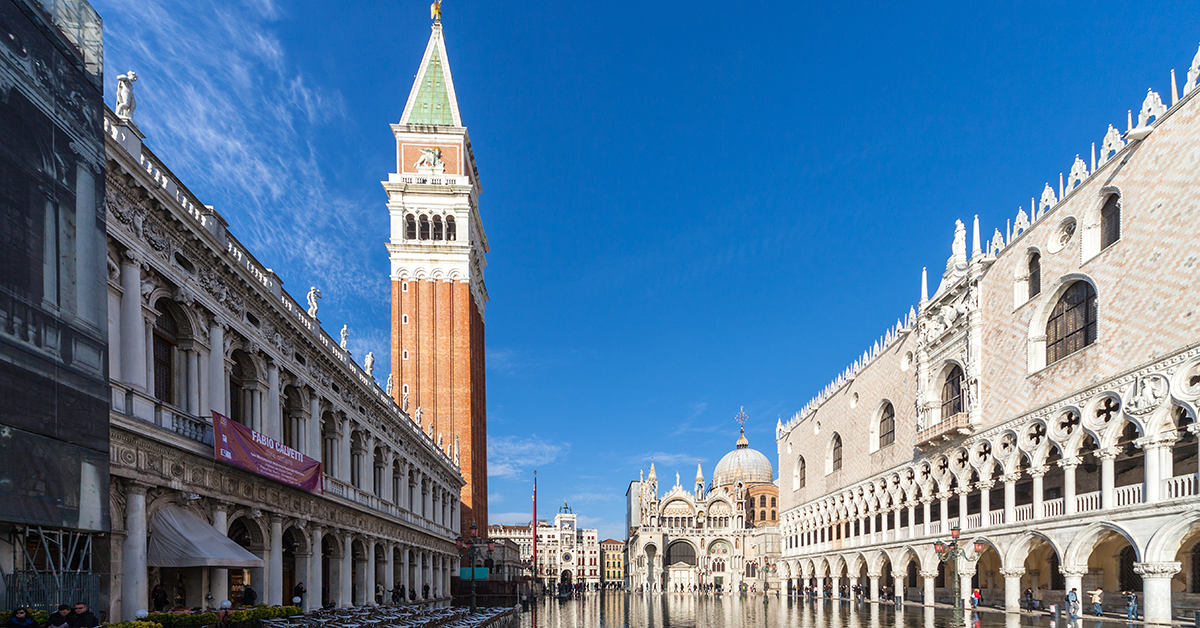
[{"x1": 149, "y1": 505, "x2": 264, "y2": 568}]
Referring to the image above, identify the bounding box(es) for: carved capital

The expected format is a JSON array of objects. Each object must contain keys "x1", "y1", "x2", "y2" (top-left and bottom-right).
[
  {"x1": 1133, "y1": 562, "x2": 1182, "y2": 578},
  {"x1": 867, "y1": 571, "x2": 883, "y2": 580},
  {"x1": 919, "y1": 570, "x2": 940, "y2": 579},
  {"x1": 1058, "y1": 456, "x2": 1081, "y2": 470},
  {"x1": 1058, "y1": 565, "x2": 1088, "y2": 577},
  {"x1": 998, "y1": 567, "x2": 1026, "y2": 578},
  {"x1": 1002, "y1": 473, "x2": 1022, "y2": 483},
  {"x1": 1095, "y1": 447, "x2": 1120, "y2": 460},
  {"x1": 976, "y1": 480, "x2": 996, "y2": 491},
  {"x1": 1027, "y1": 467, "x2": 1048, "y2": 479}
]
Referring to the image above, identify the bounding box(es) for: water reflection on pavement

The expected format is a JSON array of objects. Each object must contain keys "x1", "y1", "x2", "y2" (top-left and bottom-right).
[{"x1": 522, "y1": 593, "x2": 1108, "y2": 628}]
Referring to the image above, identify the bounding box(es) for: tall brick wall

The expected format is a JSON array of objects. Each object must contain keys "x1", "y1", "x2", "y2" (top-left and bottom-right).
[{"x1": 391, "y1": 278, "x2": 487, "y2": 531}]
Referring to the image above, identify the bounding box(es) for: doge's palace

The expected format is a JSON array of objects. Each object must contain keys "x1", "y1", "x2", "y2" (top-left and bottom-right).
[{"x1": 777, "y1": 43, "x2": 1200, "y2": 624}]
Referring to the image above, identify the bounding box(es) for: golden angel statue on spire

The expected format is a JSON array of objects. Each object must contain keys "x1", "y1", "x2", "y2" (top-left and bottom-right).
[{"x1": 430, "y1": 0, "x2": 442, "y2": 22}]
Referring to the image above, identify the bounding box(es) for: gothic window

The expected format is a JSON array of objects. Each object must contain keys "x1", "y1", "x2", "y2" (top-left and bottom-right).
[
  {"x1": 229, "y1": 352, "x2": 250, "y2": 425},
  {"x1": 405, "y1": 214, "x2": 416, "y2": 239},
  {"x1": 1028, "y1": 252, "x2": 1041, "y2": 297},
  {"x1": 1100, "y1": 194, "x2": 1121, "y2": 250},
  {"x1": 432, "y1": 215, "x2": 443, "y2": 240},
  {"x1": 419, "y1": 215, "x2": 430, "y2": 240},
  {"x1": 446, "y1": 216, "x2": 456, "y2": 241},
  {"x1": 1192, "y1": 543, "x2": 1200, "y2": 593},
  {"x1": 879, "y1": 403, "x2": 895, "y2": 448},
  {"x1": 831, "y1": 434, "x2": 843, "y2": 472},
  {"x1": 1118, "y1": 545, "x2": 1141, "y2": 592},
  {"x1": 152, "y1": 301, "x2": 179, "y2": 404},
  {"x1": 1046, "y1": 281, "x2": 1097, "y2": 364},
  {"x1": 795, "y1": 457, "x2": 806, "y2": 489},
  {"x1": 941, "y1": 365, "x2": 964, "y2": 419}
]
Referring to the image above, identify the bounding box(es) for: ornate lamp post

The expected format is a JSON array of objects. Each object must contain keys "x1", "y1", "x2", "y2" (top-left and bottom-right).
[
  {"x1": 933, "y1": 525, "x2": 983, "y2": 622},
  {"x1": 456, "y1": 523, "x2": 494, "y2": 614}
]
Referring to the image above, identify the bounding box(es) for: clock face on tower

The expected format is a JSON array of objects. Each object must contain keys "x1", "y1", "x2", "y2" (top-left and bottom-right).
[{"x1": 562, "y1": 552, "x2": 572, "y2": 563}]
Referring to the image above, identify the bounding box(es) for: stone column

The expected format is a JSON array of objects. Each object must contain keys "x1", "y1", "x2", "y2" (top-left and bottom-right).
[
  {"x1": 143, "y1": 312, "x2": 154, "y2": 391},
  {"x1": 340, "y1": 419, "x2": 352, "y2": 482},
  {"x1": 309, "y1": 527, "x2": 324, "y2": 612},
  {"x1": 1098, "y1": 448, "x2": 1117, "y2": 509},
  {"x1": 210, "y1": 503, "x2": 229, "y2": 607},
  {"x1": 340, "y1": 532, "x2": 353, "y2": 607},
  {"x1": 365, "y1": 539, "x2": 377, "y2": 605},
  {"x1": 1030, "y1": 467, "x2": 1046, "y2": 519},
  {"x1": 957, "y1": 489, "x2": 969, "y2": 528},
  {"x1": 187, "y1": 350, "x2": 201, "y2": 414},
  {"x1": 383, "y1": 451, "x2": 395, "y2": 503},
  {"x1": 907, "y1": 504, "x2": 916, "y2": 537},
  {"x1": 978, "y1": 480, "x2": 993, "y2": 526},
  {"x1": 119, "y1": 253, "x2": 146, "y2": 391},
  {"x1": 959, "y1": 566, "x2": 973, "y2": 610},
  {"x1": 268, "y1": 515, "x2": 284, "y2": 605},
  {"x1": 920, "y1": 570, "x2": 937, "y2": 606},
  {"x1": 385, "y1": 543, "x2": 395, "y2": 597},
  {"x1": 208, "y1": 321, "x2": 226, "y2": 415},
  {"x1": 922, "y1": 499, "x2": 932, "y2": 536},
  {"x1": 266, "y1": 360, "x2": 281, "y2": 440},
  {"x1": 1061, "y1": 457, "x2": 1079, "y2": 515},
  {"x1": 1060, "y1": 565, "x2": 1087, "y2": 615},
  {"x1": 1135, "y1": 562, "x2": 1182, "y2": 625},
  {"x1": 999, "y1": 567, "x2": 1024, "y2": 613},
  {"x1": 308, "y1": 395, "x2": 322, "y2": 461},
  {"x1": 868, "y1": 572, "x2": 880, "y2": 602},
  {"x1": 121, "y1": 483, "x2": 149, "y2": 620},
  {"x1": 1003, "y1": 473, "x2": 1017, "y2": 524},
  {"x1": 939, "y1": 493, "x2": 949, "y2": 531},
  {"x1": 893, "y1": 574, "x2": 904, "y2": 602},
  {"x1": 401, "y1": 546, "x2": 410, "y2": 597}
]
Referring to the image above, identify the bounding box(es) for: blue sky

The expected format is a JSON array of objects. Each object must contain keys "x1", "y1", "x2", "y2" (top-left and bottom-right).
[{"x1": 94, "y1": 0, "x2": 1200, "y2": 539}]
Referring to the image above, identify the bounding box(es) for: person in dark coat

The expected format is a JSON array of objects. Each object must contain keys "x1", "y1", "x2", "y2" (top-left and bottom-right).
[
  {"x1": 241, "y1": 585, "x2": 258, "y2": 607},
  {"x1": 5, "y1": 607, "x2": 37, "y2": 628},
  {"x1": 152, "y1": 585, "x2": 169, "y2": 612},
  {"x1": 67, "y1": 603, "x2": 98, "y2": 628},
  {"x1": 45, "y1": 606, "x2": 71, "y2": 628},
  {"x1": 292, "y1": 583, "x2": 306, "y2": 607}
]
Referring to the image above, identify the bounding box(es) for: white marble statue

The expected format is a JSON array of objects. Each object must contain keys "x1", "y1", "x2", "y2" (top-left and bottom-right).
[
  {"x1": 415, "y1": 406, "x2": 422, "y2": 426},
  {"x1": 115, "y1": 71, "x2": 138, "y2": 120},
  {"x1": 306, "y1": 286, "x2": 321, "y2": 317},
  {"x1": 339, "y1": 324, "x2": 348, "y2": 349},
  {"x1": 414, "y1": 147, "x2": 443, "y2": 170},
  {"x1": 385, "y1": 374, "x2": 393, "y2": 395},
  {"x1": 402, "y1": 393, "x2": 409, "y2": 412},
  {"x1": 364, "y1": 351, "x2": 375, "y2": 376}
]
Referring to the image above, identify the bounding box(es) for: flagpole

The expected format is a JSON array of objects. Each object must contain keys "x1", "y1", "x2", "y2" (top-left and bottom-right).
[{"x1": 532, "y1": 470, "x2": 538, "y2": 598}]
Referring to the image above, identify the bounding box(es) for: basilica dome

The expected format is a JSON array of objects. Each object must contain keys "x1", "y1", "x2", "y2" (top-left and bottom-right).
[{"x1": 711, "y1": 429, "x2": 774, "y2": 487}]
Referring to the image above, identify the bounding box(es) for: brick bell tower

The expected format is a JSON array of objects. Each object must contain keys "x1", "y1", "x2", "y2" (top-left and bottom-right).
[{"x1": 384, "y1": 12, "x2": 488, "y2": 532}]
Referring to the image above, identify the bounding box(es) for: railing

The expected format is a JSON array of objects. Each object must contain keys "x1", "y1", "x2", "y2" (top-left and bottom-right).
[
  {"x1": 989, "y1": 510, "x2": 1005, "y2": 526},
  {"x1": 1076, "y1": 491, "x2": 1101, "y2": 513},
  {"x1": 1042, "y1": 497, "x2": 1064, "y2": 518},
  {"x1": 1114, "y1": 484, "x2": 1142, "y2": 507},
  {"x1": 965, "y1": 513, "x2": 981, "y2": 529},
  {"x1": 171, "y1": 411, "x2": 214, "y2": 446},
  {"x1": 947, "y1": 516, "x2": 959, "y2": 530},
  {"x1": 1163, "y1": 474, "x2": 1197, "y2": 500},
  {"x1": 884, "y1": 529, "x2": 895, "y2": 542},
  {"x1": 928, "y1": 521, "x2": 942, "y2": 535},
  {"x1": 1013, "y1": 503, "x2": 1033, "y2": 522},
  {"x1": 915, "y1": 412, "x2": 971, "y2": 447}
]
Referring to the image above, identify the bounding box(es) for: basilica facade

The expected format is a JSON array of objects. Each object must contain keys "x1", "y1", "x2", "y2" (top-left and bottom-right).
[
  {"x1": 626, "y1": 423, "x2": 781, "y2": 592},
  {"x1": 776, "y1": 43, "x2": 1200, "y2": 624}
]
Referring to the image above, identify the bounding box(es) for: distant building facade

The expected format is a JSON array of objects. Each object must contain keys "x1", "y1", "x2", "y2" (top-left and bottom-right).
[
  {"x1": 777, "y1": 44, "x2": 1200, "y2": 624},
  {"x1": 601, "y1": 539, "x2": 624, "y2": 585},
  {"x1": 489, "y1": 504, "x2": 602, "y2": 589},
  {"x1": 627, "y1": 419, "x2": 781, "y2": 592}
]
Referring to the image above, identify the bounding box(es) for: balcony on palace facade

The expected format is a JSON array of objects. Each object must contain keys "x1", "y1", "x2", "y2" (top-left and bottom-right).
[
  {"x1": 915, "y1": 412, "x2": 971, "y2": 448},
  {"x1": 786, "y1": 473, "x2": 1196, "y2": 557}
]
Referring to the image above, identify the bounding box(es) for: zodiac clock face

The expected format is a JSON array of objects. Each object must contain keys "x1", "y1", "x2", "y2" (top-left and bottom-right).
[{"x1": 562, "y1": 552, "x2": 572, "y2": 563}]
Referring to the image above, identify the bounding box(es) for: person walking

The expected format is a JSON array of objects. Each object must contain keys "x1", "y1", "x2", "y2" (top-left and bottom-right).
[
  {"x1": 1122, "y1": 590, "x2": 1138, "y2": 621},
  {"x1": 1086, "y1": 587, "x2": 1103, "y2": 616},
  {"x1": 971, "y1": 589, "x2": 981, "y2": 608},
  {"x1": 1023, "y1": 588, "x2": 1033, "y2": 611},
  {"x1": 151, "y1": 584, "x2": 169, "y2": 612},
  {"x1": 375, "y1": 583, "x2": 384, "y2": 605},
  {"x1": 1066, "y1": 588, "x2": 1079, "y2": 619}
]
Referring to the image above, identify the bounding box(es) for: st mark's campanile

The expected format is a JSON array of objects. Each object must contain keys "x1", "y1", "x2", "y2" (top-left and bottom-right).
[{"x1": 384, "y1": 13, "x2": 488, "y2": 532}]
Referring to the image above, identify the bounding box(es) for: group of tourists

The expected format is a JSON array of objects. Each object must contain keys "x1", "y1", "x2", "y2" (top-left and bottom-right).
[
  {"x1": 4, "y1": 604, "x2": 98, "y2": 628},
  {"x1": 1064, "y1": 587, "x2": 1139, "y2": 620}
]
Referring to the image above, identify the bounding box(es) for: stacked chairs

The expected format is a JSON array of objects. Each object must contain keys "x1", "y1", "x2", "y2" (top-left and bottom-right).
[{"x1": 286, "y1": 604, "x2": 518, "y2": 628}]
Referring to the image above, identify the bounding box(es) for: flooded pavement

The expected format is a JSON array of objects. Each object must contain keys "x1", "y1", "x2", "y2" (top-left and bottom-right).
[{"x1": 521, "y1": 593, "x2": 1104, "y2": 628}]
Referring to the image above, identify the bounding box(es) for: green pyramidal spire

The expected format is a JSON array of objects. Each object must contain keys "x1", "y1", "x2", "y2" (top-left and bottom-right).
[{"x1": 401, "y1": 23, "x2": 462, "y2": 126}]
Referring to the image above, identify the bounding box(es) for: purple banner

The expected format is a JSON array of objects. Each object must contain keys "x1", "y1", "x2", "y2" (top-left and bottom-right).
[{"x1": 213, "y1": 411, "x2": 323, "y2": 494}]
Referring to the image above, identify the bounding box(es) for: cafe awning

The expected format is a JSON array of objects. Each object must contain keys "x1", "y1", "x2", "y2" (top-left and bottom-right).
[{"x1": 148, "y1": 505, "x2": 264, "y2": 568}]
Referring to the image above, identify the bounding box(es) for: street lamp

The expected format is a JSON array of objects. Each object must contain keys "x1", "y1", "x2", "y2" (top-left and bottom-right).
[
  {"x1": 456, "y1": 523, "x2": 494, "y2": 614},
  {"x1": 933, "y1": 525, "x2": 983, "y2": 623}
]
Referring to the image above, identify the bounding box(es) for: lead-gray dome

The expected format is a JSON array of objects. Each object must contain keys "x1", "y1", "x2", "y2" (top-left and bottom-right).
[{"x1": 712, "y1": 429, "x2": 774, "y2": 487}]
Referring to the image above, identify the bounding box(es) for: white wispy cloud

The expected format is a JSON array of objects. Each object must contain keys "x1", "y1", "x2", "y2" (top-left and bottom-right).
[
  {"x1": 97, "y1": 0, "x2": 381, "y2": 315},
  {"x1": 629, "y1": 452, "x2": 702, "y2": 467},
  {"x1": 567, "y1": 492, "x2": 615, "y2": 505},
  {"x1": 488, "y1": 435, "x2": 568, "y2": 478}
]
